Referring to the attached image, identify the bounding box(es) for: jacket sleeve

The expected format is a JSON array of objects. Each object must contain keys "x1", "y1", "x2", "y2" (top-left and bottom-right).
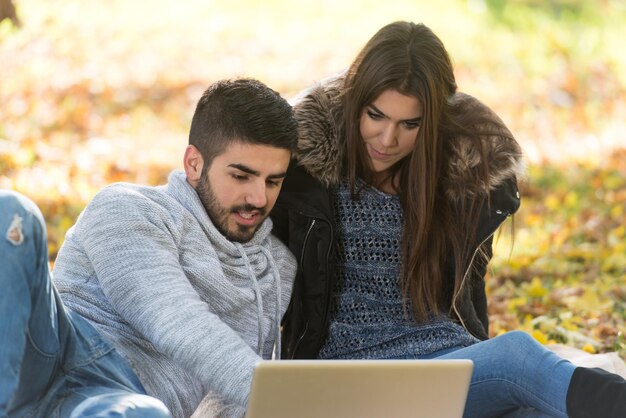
[
  {"x1": 470, "y1": 235, "x2": 493, "y2": 334},
  {"x1": 470, "y1": 176, "x2": 521, "y2": 336},
  {"x1": 70, "y1": 186, "x2": 259, "y2": 408}
]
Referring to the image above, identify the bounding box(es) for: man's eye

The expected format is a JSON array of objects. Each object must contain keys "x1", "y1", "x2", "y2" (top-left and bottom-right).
[
  {"x1": 232, "y1": 174, "x2": 248, "y2": 181},
  {"x1": 267, "y1": 180, "x2": 282, "y2": 188}
]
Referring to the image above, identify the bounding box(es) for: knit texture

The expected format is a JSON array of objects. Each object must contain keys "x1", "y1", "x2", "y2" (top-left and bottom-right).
[
  {"x1": 318, "y1": 181, "x2": 478, "y2": 360},
  {"x1": 53, "y1": 170, "x2": 297, "y2": 418}
]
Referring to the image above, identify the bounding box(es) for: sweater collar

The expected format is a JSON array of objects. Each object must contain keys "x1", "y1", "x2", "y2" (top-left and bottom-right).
[
  {"x1": 164, "y1": 170, "x2": 273, "y2": 254},
  {"x1": 166, "y1": 170, "x2": 283, "y2": 357}
]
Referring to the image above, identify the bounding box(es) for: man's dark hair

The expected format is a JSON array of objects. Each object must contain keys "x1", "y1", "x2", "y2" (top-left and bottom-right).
[{"x1": 189, "y1": 78, "x2": 298, "y2": 166}]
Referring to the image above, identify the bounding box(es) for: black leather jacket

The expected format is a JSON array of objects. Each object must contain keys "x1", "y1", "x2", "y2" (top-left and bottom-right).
[
  {"x1": 270, "y1": 78, "x2": 523, "y2": 359},
  {"x1": 271, "y1": 162, "x2": 520, "y2": 359}
]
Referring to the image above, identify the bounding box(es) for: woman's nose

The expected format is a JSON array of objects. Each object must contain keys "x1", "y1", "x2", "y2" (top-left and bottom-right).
[{"x1": 379, "y1": 123, "x2": 398, "y2": 147}]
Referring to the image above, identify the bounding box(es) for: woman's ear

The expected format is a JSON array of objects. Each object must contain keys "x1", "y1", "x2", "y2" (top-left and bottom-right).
[{"x1": 183, "y1": 145, "x2": 204, "y2": 187}]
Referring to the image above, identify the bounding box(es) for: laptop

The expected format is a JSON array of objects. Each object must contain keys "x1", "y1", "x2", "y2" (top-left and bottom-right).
[{"x1": 245, "y1": 359, "x2": 473, "y2": 418}]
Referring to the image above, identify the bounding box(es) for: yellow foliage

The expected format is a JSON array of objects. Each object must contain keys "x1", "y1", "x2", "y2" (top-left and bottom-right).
[
  {"x1": 14, "y1": 148, "x2": 36, "y2": 166},
  {"x1": 508, "y1": 297, "x2": 529, "y2": 312},
  {"x1": 582, "y1": 344, "x2": 597, "y2": 354},
  {"x1": 526, "y1": 277, "x2": 548, "y2": 299},
  {"x1": 611, "y1": 206, "x2": 624, "y2": 221},
  {"x1": 551, "y1": 230, "x2": 568, "y2": 249},
  {"x1": 602, "y1": 253, "x2": 626, "y2": 274},
  {"x1": 524, "y1": 213, "x2": 541, "y2": 227},
  {"x1": 564, "y1": 191, "x2": 579, "y2": 208},
  {"x1": 560, "y1": 319, "x2": 579, "y2": 331},
  {"x1": 531, "y1": 315, "x2": 556, "y2": 330},
  {"x1": 611, "y1": 240, "x2": 626, "y2": 253},
  {"x1": 544, "y1": 194, "x2": 560, "y2": 211},
  {"x1": 604, "y1": 174, "x2": 624, "y2": 190},
  {"x1": 537, "y1": 240, "x2": 550, "y2": 254},
  {"x1": 532, "y1": 330, "x2": 549, "y2": 345}
]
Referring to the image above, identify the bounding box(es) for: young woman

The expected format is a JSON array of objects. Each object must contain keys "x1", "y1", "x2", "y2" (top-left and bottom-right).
[{"x1": 270, "y1": 21, "x2": 626, "y2": 417}]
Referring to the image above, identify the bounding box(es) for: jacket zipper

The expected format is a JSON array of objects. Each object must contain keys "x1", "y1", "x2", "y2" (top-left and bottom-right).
[
  {"x1": 452, "y1": 211, "x2": 508, "y2": 339},
  {"x1": 290, "y1": 218, "x2": 316, "y2": 358},
  {"x1": 291, "y1": 321, "x2": 309, "y2": 359},
  {"x1": 299, "y1": 219, "x2": 316, "y2": 267},
  {"x1": 290, "y1": 214, "x2": 336, "y2": 358}
]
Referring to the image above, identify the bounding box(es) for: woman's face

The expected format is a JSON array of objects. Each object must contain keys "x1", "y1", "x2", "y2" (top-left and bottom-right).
[{"x1": 359, "y1": 89, "x2": 423, "y2": 175}]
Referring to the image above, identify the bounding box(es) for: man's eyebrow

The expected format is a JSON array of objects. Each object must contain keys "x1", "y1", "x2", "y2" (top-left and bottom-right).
[
  {"x1": 228, "y1": 164, "x2": 287, "y2": 179},
  {"x1": 228, "y1": 164, "x2": 259, "y2": 176},
  {"x1": 369, "y1": 104, "x2": 422, "y2": 122}
]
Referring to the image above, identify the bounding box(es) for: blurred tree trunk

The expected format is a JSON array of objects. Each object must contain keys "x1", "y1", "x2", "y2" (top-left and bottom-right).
[{"x1": 0, "y1": 0, "x2": 20, "y2": 26}]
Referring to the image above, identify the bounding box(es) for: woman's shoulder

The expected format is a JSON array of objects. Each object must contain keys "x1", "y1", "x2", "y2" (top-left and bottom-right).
[
  {"x1": 444, "y1": 92, "x2": 525, "y2": 200},
  {"x1": 289, "y1": 73, "x2": 346, "y2": 187},
  {"x1": 290, "y1": 71, "x2": 344, "y2": 108}
]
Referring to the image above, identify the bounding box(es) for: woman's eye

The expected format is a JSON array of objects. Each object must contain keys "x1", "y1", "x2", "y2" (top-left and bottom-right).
[
  {"x1": 404, "y1": 121, "x2": 420, "y2": 129},
  {"x1": 367, "y1": 110, "x2": 383, "y2": 120}
]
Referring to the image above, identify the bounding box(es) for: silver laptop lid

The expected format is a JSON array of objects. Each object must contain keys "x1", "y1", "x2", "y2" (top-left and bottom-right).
[{"x1": 245, "y1": 359, "x2": 473, "y2": 418}]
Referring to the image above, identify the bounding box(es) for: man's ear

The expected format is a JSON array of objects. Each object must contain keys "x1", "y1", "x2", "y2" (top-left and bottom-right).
[{"x1": 184, "y1": 145, "x2": 204, "y2": 188}]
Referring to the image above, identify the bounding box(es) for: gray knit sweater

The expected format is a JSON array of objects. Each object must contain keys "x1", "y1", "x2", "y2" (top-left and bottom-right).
[
  {"x1": 318, "y1": 181, "x2": 478, "y2": 360},
  {"x1": 53, "y1": 170, "x2": 297, "y2": 418}
]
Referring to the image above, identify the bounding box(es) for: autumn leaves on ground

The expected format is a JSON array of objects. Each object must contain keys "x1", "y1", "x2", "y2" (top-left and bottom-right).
[
  {"x1": 490, "y1": 153, "x2": 626, "y2": 356},
  {"x1": 1, "y1": 0, "x2": 625, "y2": 357}
]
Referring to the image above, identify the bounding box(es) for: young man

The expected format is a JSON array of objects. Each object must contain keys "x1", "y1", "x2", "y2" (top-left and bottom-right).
[{"x1": 0, "y1": 78, "x2": 298, "y2": 418}]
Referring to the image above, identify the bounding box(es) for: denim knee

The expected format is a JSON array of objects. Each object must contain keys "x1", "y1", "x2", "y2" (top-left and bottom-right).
[
  {"x1": 0, "y1": 190, "x2": 52, "y2": 304},
  {"x1": 0, "y1": 190, "x2": 48, "y2": 262},
  {"x1": 487, "y1": 331, "x2": 544, "y2": 365},
  {"x1": 496, "y1": 330, "x2": 538, "y2": 350},
  {"x1": 68, "y1": 393, "x2": 172, "y2": 418},
  {"x1": 0, "y1": 190, "x2": 46, "y2": 231}
]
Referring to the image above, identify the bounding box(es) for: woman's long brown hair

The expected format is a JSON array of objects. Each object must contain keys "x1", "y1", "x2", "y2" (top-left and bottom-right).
[{"x1": 342, "y1": 21, "x2": 510, "y2": 322}]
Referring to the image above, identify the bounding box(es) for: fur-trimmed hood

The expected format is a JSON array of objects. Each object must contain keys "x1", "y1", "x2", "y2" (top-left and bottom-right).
[{"x1": 290, "y1": 74, "x2": 525, "y2": 200}]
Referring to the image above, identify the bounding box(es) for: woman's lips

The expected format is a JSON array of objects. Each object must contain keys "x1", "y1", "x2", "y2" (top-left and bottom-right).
[{"x1": 368, "y1": 145, "x2": 393, "y2": 161}]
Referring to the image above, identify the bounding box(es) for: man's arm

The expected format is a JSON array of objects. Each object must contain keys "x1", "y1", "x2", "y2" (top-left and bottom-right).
[{"x1": 71, "y1": 186, "x2": 258, "y2": 407}]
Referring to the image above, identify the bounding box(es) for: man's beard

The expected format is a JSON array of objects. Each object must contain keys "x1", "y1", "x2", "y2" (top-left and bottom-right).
[{"x1": 196, "y1": 170, "x2": 266, "y2": 243}]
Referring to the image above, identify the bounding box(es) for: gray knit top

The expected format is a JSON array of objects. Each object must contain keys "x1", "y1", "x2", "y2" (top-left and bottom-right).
[
  {"x1": 53, "y1": 170, "x2": 297, "y2": 418},
  {"x1": 318, "y1": 181, "x2": 478, "y2": 360}
]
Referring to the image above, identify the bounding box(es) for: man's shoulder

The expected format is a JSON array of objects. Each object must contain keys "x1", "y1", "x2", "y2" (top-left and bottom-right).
[
  {"x1": 93, "y1": 181, "x2": 158, "y2": 202},
  {"x1": 88, "y1": 182, "x2": 173, "y2": 212},
  {"x1": 76, "y1": 182, "x2": 186, "y2": 230}
]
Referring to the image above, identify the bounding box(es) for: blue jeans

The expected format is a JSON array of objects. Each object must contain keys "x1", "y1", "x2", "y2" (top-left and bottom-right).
[
  {"x1": 0, "y1": 190, "x2": 172, "y2": 418},
  {"x1": 420, "y1": 331, "x2": 576, "y2": 418}
]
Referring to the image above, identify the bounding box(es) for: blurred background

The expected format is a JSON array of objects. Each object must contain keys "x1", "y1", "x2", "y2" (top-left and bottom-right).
[{"x1": 1, "y1": 0, "x2": 625, "y2": 356}]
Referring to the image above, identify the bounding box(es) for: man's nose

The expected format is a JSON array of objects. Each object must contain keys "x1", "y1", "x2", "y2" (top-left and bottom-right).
[{"x1": 245, "y1": 182, "x2": 267, "y2": 209}]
